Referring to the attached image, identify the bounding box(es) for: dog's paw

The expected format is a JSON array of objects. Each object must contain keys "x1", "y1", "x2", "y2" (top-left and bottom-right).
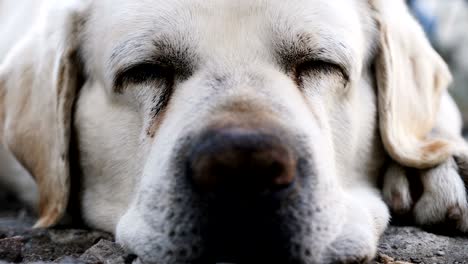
[
  {"x1": 382, "y1": 163, "x2": 413, "y2": 214},
  {"x1": 322, "y1": 227, "x2": 375, "y2": 264},
  {"x1": 321, "y1": 193, "x2": 387, "y2": 264},
  {"x1": 383, "y1": 157, "x2": 468, "y2": 232},
  {"x1": 413, "y1": 158, "x2": 468, "y2": 231}
]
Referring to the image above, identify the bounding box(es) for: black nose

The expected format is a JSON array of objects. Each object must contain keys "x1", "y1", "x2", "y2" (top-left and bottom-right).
[{"x1": 187, "y1": 127, "x2": 296, "y2": 195}]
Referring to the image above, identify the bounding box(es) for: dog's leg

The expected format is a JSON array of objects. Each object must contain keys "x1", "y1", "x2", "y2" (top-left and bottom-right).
[
  {"x1": 383, "y1": 93, "x2": 468, "y2": 232},
  {"x1": 414, "y1": 157, "x2": 468, "y2": 231},
  {"x1": 382, "y1": 163, "x2": 413, "y2": 215}
]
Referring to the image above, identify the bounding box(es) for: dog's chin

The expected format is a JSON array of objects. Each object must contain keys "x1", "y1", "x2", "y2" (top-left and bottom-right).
[
  {"x1": 120, "y1": 187, "x2": 342, "y2": 264},
  {"x1": 118, "y1": 142, "x2": 341, "y2": 264},
  {"x1": 131, "y1": 215, "x2": 317, "y2": 264},
  {"x1": 130, "y1": 216, "x2": 334, "y2": 264},
  {"x1": 194, "y1": 190, "x2": 307, "y2": 264}
]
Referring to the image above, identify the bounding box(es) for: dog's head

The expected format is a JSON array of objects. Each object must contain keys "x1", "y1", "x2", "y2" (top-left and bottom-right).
[{"x1": 0, "y1": 0, "x2": 452, "y2": 262}]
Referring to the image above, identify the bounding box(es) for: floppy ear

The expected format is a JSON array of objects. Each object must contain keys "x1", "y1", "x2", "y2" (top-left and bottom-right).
[
  {"x1": 0, "y1": 1, "x2": 86, "y2": 228},
  {"x1": 371, "y1": 0, "x2": 454, "y2": 169}
]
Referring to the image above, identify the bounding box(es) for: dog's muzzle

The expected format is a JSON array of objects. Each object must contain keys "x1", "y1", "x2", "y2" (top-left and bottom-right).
[
  {"x1": 122, "y1": 124, "x2": 326, "y2": 264},
  {"x1": 183, "y1": 126, "x2": 304, "y2": 263}
]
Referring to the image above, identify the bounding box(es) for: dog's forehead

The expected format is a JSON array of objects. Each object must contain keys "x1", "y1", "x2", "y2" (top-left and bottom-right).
[
  {"x1": 91, "y1": 0, "x2": 362, "y2": 27},
  {"x1": 85, "y1": 0, "x2": 369, "y2": 83}
]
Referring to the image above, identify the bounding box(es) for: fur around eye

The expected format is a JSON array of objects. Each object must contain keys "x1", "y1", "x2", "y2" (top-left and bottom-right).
[
  {"x1": 114, "y1": 63, "x2": 174, "y2": 93},
  {"x1": 295, "y1": 60, "x2": 348, "y2": 86}
]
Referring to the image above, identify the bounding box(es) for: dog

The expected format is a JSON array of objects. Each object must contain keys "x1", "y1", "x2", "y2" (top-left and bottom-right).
[{"x1": 1, "y1": 0, "x2": 468, "y2": 263}]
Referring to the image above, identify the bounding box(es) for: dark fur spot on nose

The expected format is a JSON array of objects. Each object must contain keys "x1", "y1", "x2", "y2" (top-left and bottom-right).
[{"x1": 186, "y1": 127, "x2": 296, "y2": 195}]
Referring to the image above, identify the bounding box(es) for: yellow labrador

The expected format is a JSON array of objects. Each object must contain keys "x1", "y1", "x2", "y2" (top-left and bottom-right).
[{"x1": 1, "y1": 0, "x2": 468, "y2": 263}]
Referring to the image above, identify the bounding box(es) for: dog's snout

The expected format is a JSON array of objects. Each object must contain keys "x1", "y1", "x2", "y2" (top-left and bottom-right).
[{"x1": 187, "y1": 128, "x2": 296, "y2": 195}]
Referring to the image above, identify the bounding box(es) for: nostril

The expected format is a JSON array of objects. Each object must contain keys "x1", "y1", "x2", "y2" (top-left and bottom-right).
[
  {"x1": 269, "y1": 160, "x2": 295, "y2": 190},
  {"x1": 248, "y1": 149, "x2": 296, "y2": 193},
  {"x1": 187, "y1": 128, "x2": 296, "y2": 195}
]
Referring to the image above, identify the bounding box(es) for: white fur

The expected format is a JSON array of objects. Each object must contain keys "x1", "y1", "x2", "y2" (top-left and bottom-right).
[
  {"x1": 0, "y1": 0, "x2": 466, "y2": 263},
  {"x1": 0, "y1": 146, "x2": 37, "y2": 208},
  {"x1": 383, "y1": 93, "x2": 468, "y2": 232}
]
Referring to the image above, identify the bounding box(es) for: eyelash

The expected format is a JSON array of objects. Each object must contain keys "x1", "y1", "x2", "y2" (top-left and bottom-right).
[
  {"x1": 294, "y1": 60, "x2": 348, "y2": 85},
  {"x1": 115, "y1": 60, "x2": 347, "y2": 91},
  {"x1": 114, "y1": 63, "x2": 174, "y2": 92}
]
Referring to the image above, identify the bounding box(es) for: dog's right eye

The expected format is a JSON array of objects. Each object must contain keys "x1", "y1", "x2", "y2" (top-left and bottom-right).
[{"x1": 114, "y1": 63, "x2": 174, "y2": 93}]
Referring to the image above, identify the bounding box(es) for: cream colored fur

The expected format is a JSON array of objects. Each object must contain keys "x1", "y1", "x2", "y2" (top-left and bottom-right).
[{"x1": 0, "y1": 0, "x2": 467, "y2": 263}]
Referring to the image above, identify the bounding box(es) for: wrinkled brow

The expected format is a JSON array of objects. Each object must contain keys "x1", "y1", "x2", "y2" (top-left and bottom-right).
[{"x1": 109, "y1": 35, "x2": 196, "y2": 89}]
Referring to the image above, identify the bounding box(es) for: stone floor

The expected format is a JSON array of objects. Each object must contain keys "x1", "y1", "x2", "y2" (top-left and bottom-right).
[{"x1": 1, "y1": 194, "x2": 468, "y2": 264}]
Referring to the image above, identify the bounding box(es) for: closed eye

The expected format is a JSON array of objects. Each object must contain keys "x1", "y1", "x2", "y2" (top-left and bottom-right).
[
  {"x1": 295, "y1": 59, "x2": 349, "y2": 85},
  {"x1": 113, "y1": 63, "x2": 174, "y2": 93}
]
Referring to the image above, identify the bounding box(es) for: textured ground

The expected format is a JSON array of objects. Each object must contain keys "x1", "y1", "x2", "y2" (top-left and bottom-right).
[
  {"x1": 1, "y1": 194, "x2": 468, "y2": 264},
  {"x1": 377, "y1": 226, "x2": 468, "y2": 264}
]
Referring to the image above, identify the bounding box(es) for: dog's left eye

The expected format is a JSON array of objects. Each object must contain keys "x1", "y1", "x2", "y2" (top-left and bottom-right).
[
  {"x1": 114, "y1": 63, "x2": 174, "y2": 92},
  {"x1": 295, "y1": 60, "x2": 348, "y2": 84}
]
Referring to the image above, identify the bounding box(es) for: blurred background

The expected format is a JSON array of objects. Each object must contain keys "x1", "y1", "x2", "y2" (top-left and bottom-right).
[{"x1": 408, "y1": 0, "x2": 468, "y2": 128}]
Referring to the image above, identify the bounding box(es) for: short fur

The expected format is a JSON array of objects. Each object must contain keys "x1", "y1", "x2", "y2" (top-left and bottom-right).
[{"x1": 1, "y1": 0, "x2": 468, "y2": 263}]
